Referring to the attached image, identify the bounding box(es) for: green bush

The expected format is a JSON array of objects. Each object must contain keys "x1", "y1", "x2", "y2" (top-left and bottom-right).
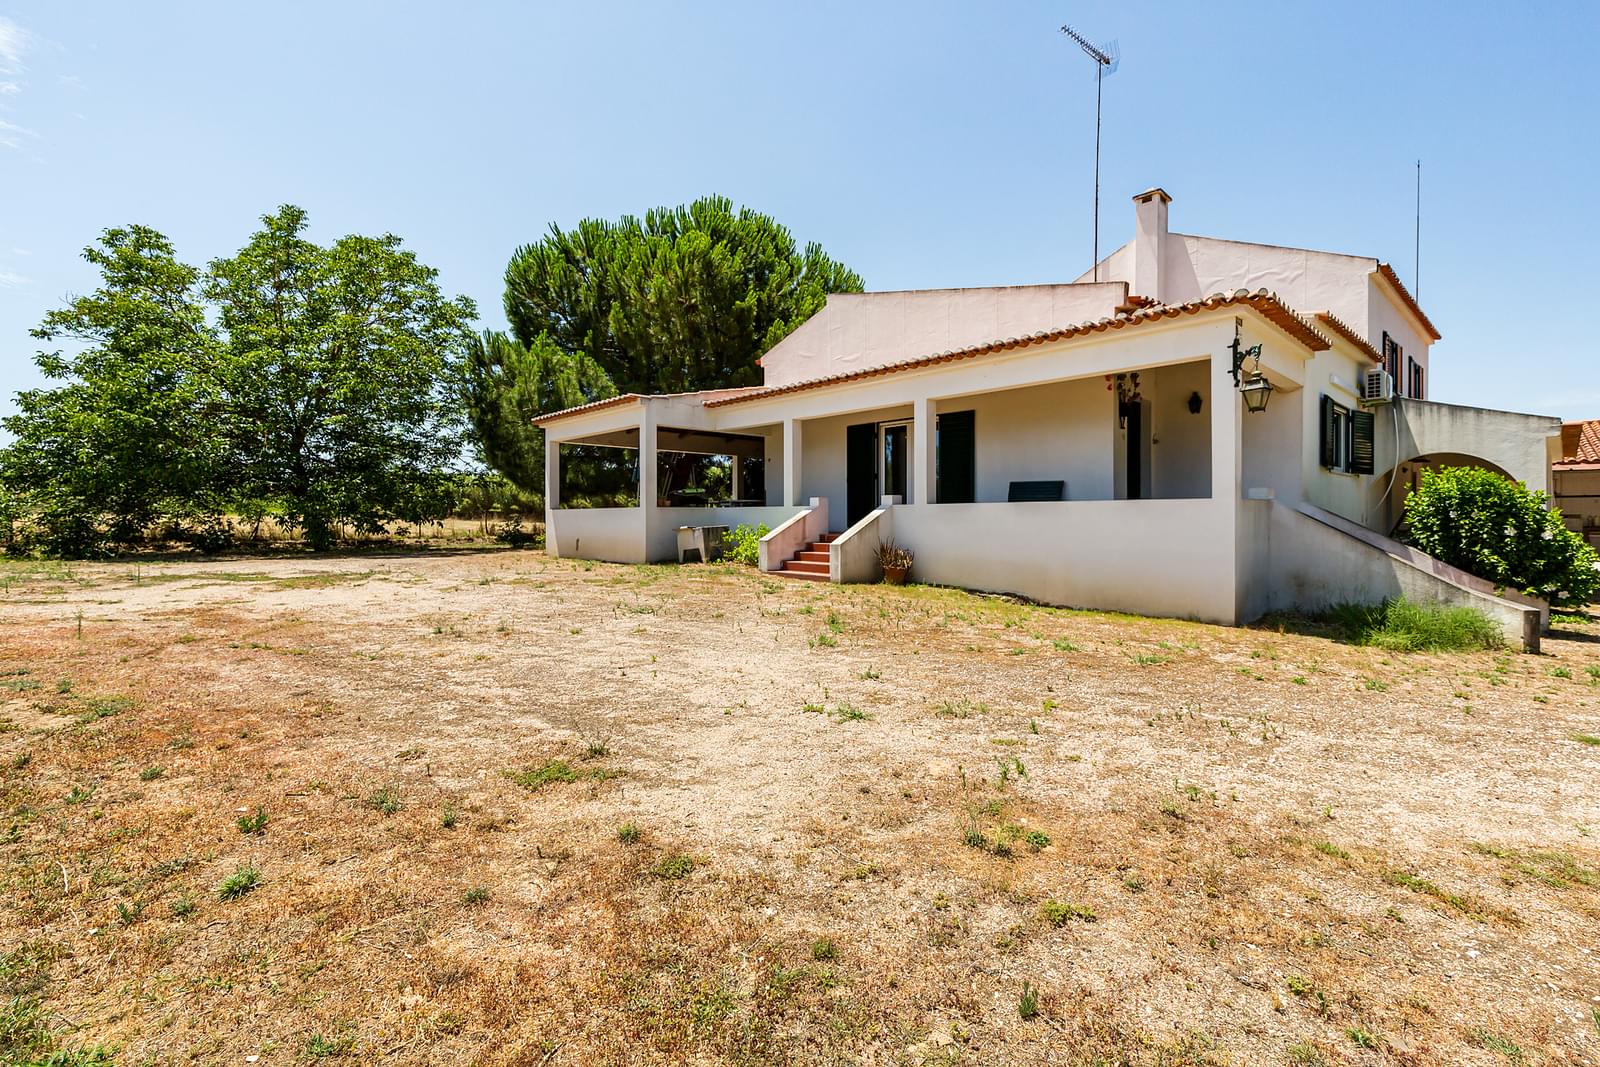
[
  {"x1": 724, "y1": 523, "x2": 769, "y2": 566},
  {"x1": 1329, "y1": 597, "x2": 1503, "y2": 652},
  {"x1": 1404, "y1": 466, "x2": 1599, "y2": 608}
]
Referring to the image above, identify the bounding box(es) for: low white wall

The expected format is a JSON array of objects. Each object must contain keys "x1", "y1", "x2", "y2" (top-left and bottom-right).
[
  {"x1": 648, "y1": 505, "x2": 804, "y2": 563},
  {"x1": 888, "y1": 499, "x2": 1239, "y2": 623},
  {"x1": 758, "y1": 498, "x2": 826, "y2": 571},
  {"x1": 548, "y1": 507, "x2": 645, "y2": 563},
  {"x1": 830, "y1": 506, "x2": 892, "y2": 583},
  {"x1": 1260, "y1": 501, "x2": 1543, "y2": 651}
]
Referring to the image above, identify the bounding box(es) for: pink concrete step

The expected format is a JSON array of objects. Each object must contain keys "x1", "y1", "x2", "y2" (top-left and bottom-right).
[{"x1": 776, "y1": 568, "x2": 829, "y2": 582}]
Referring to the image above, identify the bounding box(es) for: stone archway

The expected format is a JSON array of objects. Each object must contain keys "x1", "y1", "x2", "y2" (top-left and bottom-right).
[{"x1": 1370, "y1": 451, "x2": 1519, "y2": 536}]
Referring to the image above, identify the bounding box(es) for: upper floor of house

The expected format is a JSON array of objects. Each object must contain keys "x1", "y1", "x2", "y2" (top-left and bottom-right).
[{"x1": 759, "y1": 187, "x2": 1438, "y2": 399}]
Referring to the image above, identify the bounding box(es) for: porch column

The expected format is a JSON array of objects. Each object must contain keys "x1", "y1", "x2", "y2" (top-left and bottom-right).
[
  {"x1": 912, "y1": 396, "x2": 934, "y2": 505},
  {"x1": 1210, "y1": 338, "x2": 1244, "y2": 625},
  {"x1": 639, "y1": 405, "x2": 658, "y2": 509},
  {"x1": 730, "y1": 455, "x2": 743, "y2": 501},
  {"x1": 1210, "y1": 347, "x2": 1243, "y2": 500},
  {"x1": 783, "y1": 417, "x2": 803, "y2": 506},
  {"x1": 544, "y1": 434, "x2": 560, "y2": 556}
]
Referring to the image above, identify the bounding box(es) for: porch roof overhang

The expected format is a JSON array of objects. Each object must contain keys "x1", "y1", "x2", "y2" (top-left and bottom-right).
[
  {"x1": 530, "y1": 387, "x2": 764, "y2": 429},
  {"x1": 703, "y1": 289, "x2": 1328, "y2": 410}
]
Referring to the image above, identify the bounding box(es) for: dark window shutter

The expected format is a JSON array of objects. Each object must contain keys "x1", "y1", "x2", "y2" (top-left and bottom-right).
[
  {"x1": 1319, "y1": 395, "x2": 1337, "y2": 469},
  {"x1": 936, "y1": 410, "x2": 975, "y2": 503},
  {"x1": 1350, "y1": 409, "x2": 1375, "y2": 475}
]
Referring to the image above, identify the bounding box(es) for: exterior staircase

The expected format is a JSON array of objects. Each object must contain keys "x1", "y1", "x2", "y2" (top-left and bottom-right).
[{"x1": 776, "y1": 533, "x2": 837, "y2": 582}]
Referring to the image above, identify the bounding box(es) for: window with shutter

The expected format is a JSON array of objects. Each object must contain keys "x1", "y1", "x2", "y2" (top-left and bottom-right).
[
  {"x1": 1321, "y1": 395, "x2": 1354, "y2": 472},
  {"x1": 936, "y1": 410, "x2": 975, "y2": 503},
  {"x1": 1350, "y1": 410, "x2": 1375, "y2": 475},
  {"x1": 1320, "y1": 395, "x2": 1337, "y2": 468}
]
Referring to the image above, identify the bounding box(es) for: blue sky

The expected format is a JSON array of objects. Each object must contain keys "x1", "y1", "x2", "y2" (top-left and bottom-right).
[{"x1": 2, "y1": 1, "x2": 1597, "y2": 432}]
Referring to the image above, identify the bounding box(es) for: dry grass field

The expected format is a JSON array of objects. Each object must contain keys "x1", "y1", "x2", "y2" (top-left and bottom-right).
[{"x1": 2, "y1": 550, "x2": 1599, "y2": 1066}]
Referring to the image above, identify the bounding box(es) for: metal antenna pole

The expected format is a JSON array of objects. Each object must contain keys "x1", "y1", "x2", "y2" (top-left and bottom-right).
[
  {"x1": 1060, "y1": 25, "x2": 1117, "y2": 282},
  {"x1": 1093, "y1": 61, "x2": 1102, "y2": 281},
  {"x1": 1414, "y1": 160, "x2": 1421, "y2": 300}
]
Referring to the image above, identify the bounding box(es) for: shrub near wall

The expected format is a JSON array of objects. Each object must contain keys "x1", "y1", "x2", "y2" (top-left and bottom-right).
[
  {"x1": 725, "y1": 524, "x2": 769, "y2": 566},
  {"x1": 1404, "y1": 466, "x2": 1600, "y2": 608}
]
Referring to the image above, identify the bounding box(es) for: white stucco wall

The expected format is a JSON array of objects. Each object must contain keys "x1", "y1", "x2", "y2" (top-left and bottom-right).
[
  {"x1": 890, "y1": 499, "x2": 1240, "y2": 623},
  {"x1": 941, "y1": 378, "x2": 1115, "y2": 502},
  {"x1": 1261, "y1": 502, "x2": 1542, "y2": 650},
  {"x1": 1367, "y1": 279, "x2": 1431, "y2": 396},
  {"x1": 547, "y1": 507, "x2": 646, "y2": 563},
  {"x1": 1144, "y1": 360, "x2": 1212, "y2": 499},
  {"x1": 758, "y1": 284, "x2": 1129, "y2": 388},
  {"x1": 1296, "y1": 341, "x2": 1373, "y2": 524}
]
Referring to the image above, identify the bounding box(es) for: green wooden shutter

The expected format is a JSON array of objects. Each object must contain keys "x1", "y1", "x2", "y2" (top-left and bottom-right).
[
  {"x1": 936, "y1": 410, "x2": 975, "y2": 503},
  {"x1": 1319, "y1": 395, "x2": 1337, "y2": 469},
  {"x1": 1350, "y1": 409, "x2": 1375, "y2": 475}
]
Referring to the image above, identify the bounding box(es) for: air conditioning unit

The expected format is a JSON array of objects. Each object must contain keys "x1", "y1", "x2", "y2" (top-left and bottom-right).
[{"x1": 1360, "y1": 367, "x2": 1394, "y2": 404}]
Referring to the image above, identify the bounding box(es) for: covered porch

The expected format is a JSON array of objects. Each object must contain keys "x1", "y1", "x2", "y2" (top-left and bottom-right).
[
  {"x1": 539, "y1": 396, "x2": 805, "y2": 564},
  {"x1": 701, "y1": 306, "x2": 1312, "y2": 623}
]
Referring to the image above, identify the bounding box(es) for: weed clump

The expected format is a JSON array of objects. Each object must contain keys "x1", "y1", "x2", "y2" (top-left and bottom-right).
[{"x1": 1328, "y1": 598, "x2": 1502, "y2": 652}]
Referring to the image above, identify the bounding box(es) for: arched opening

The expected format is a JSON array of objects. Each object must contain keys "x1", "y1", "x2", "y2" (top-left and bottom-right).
[{"x1": 1371, "y1": 452, "x2": 1518, "y2": 536}]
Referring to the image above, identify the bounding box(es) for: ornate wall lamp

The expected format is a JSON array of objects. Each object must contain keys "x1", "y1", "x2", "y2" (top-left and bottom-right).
[{"x1": 1228, "y1": 317, "x2": 1273, "y2": 413}]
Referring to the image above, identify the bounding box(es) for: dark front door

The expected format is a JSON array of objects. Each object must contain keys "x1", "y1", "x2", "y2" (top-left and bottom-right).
[
  {"x1": 1122, "y1": 401, "x2": 1143, "y2": 500},
  {"x1": 846, "y1": 422, "x2": 878, "y2": 527}
]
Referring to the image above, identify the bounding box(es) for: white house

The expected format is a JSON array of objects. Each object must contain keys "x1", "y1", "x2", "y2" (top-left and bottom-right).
[{"x1": 533, "y1": 189, "x2": 1562, "y2": 649}]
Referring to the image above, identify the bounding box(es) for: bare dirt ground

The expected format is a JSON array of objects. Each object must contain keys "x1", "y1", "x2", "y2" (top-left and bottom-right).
[{"x1": 2, "y1": 550, "x2": 1599, "y2": 1066}]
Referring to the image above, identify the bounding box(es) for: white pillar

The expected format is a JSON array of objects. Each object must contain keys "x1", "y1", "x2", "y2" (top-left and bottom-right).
[
  {"x1": 1210, "y1": 333, "x2": 1244, "y2": 625},
  {"x1": 544, "y1": 435, "x2": 560, "y2": 556},
  {"x1": 783, "y1": 417, "x2": 803, "y2": 506},
  {"x1": 1211, "y1": 342, "x2": 1242, "y2": 501},
  {"x1": 731, "y1": 455, "x2": 743, "y2": 501},
  {"x1": 639, "y1": 405, "x2": 658, "y2": 509},
  {"x1": 912, "y1": 396, "x2": 934, "y2": 505}
]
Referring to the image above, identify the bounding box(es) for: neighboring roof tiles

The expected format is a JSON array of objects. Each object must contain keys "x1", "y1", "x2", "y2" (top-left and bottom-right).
[
  {"x1": 1313, "y1": 312, "x2": 1383, "y2": 363},
  {"x1": 1558, "y1": 419, "x2": 1600, "y2": 466},
  {"x1": 706, "y1": 290, "x2": 1328, "y2": 409},
  {"x1": 1374, "y1": 263, "x2": 1442, "y2": 341}
]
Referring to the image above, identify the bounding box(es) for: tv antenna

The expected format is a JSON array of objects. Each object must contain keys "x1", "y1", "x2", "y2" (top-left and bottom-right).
[
  {"x1": 1060, "y1": 24, "x2": 1119, "y2": 281},
  {"x1": 1414, "y1": 159, "x2": 1421, "y2": 301}
]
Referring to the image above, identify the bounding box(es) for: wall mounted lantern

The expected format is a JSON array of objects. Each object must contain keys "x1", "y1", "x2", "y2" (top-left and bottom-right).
[
  {"x1": 1186, "y1": 391, "x2": 1203, "y2": 415},
  {"x1": 1229, "y1": 317, "x2": 1273, "y2": 413}
]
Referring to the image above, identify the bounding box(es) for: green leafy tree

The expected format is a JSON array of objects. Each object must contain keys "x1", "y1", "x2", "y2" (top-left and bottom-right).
[
  {"x1": 484, "y1": 195, "x2": 860, "y2": 500},
  {"x1": 206, "y1": 206, "x2": 477, "y2": 549},
  {"x1": 1404, "y1": 465, "x2": 1600, "y2": 608},
  {"x1": 502, "y1": 195, "x2": 862, "y2": 396},
  {"x1": 0, "y1": 226, "x2": 224, "y2": 555},
  {"x1": 462, "y1": 330, "x2": 613, "y2": 496},
  {"x1": 2, "y1": 208, "x2": 478, "y2": 556}
]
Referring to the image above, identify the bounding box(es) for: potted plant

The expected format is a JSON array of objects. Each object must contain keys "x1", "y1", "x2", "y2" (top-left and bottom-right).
[{"x1": 877, "y1": 541, "x2": 914, "y2": 585}]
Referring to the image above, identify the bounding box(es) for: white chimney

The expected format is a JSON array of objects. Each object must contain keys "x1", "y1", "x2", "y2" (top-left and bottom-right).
[{"x1": 1132, "y1": 187, "x2": 1171, "y2": 303}]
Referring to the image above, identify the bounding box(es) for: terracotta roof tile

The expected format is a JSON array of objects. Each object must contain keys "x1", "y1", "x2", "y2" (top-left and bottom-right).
[
  {"x1": 1313, "y1": 312, "x2": 1383, "y2": 363},
  {"x1": 1374, "y1": 263, "x2": 1442, "y2": 341},
  {"x1": 704, "y1": 290, "x2": 1328, "y2": 409},
  {"x1": 1558, "y1": 419, "x2": 1600, "y2": 466},
  {"x1": 529, "y1": 393, "x2": 645, "y2": 426}
]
